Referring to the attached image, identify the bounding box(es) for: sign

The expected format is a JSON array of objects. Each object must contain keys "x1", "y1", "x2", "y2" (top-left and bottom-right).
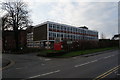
[
  {"x1": 45, "y1": 42, "x2": 51, "y2": 45},
  {"x1": 55, "y1": 37, "x2": 61, "y2": 43},
  {"x1": 67, "y1": 41, "x2": 72, "y2": 44},
  {"x1": 54, "y1": 42, "x2": 62, "y2": 50}
]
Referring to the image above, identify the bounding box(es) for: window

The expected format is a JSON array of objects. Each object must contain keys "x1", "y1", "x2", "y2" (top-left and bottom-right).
[
  {"x1": 49, "y1": 24, "x2": 52, "y2": 28},
  {"x1": 64, "y1": 34, "x2": 67, "y2": 38},
  {"x1": 67, "y1": 27, "x2": 69, "y2": 31},
  {"x1": 70, "y1": 27, "x2": 72, "y2": 32},
  {"x1": 63, "y1": 27, "x2": 66, "y2": 31},
  {"x1": 53, "y1": 24, "x2": 56, "y2": 29},
  {"x1": 57, "y1": 25, "x2": 60, "y2": 30},
  {"x1": 53, "y1": 33, "x2": 56, "y2": 37},
  {"x1": 49, "y1": 32, "x2": 52, "y2": 37},
  {"x1": 72, "y1": 35, "x2": 74, "y2": 39},
  {"x1": 61, "y1": 34, "x2": 63, "y2": 38},
  {"x1": 61, "y1": 26, "x2": 63, "y2": 31},
  {"x1": 73, "y1": 28, "x2": 75, "y2": 32},
  {"x1": 57, "y1": 33, "x2": 60, "y2": 37}
]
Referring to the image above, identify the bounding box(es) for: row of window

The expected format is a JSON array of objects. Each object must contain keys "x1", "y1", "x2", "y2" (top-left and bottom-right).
[
  {"x1": 27, "y1": 33, "x2": 33, "y2": 39},
  {"x1": 49, "y1": 31, "x2": 98, "y2": 40},
  {"x1": 27, "y1": 42, "x2": 40, "y2": 47},
  {"x1": 49, "y1": 24, "x2": 98, "y2": 35}
]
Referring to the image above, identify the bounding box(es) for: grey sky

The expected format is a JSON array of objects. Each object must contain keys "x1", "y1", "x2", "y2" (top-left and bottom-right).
[{"x1": 0, "y1": 0, "x2": 119, "y2": 39}]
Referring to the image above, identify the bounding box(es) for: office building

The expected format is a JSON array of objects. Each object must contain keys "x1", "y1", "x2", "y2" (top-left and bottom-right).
[{"x1": 27, "y1": 21, "x2": 98, "y2": 48}]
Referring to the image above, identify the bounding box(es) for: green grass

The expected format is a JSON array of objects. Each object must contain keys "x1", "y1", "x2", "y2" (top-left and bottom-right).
[
  {"x1": 56, "y1": 47, "x2": 118, "y2": 58},
  {"x1": 41, "y1": 50, "x2": 64, "y2": 53},
  {"x1": 37, "y1": 50, "x2": 65, "y2": 56},
  {"x1": 37, "y1": 47, "x2": 118, "y2": 58}
]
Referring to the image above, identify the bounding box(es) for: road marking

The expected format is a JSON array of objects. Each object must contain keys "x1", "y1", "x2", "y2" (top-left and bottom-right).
[
  {"x1": 117, "y1": 74, "x2": 120, "y2": 75},
  {"x1": 94, "y1": 65, "x2": 119, "y2": 79},
  {"x1": 73, "y1": 57, "x2": 77, "y2": 59},
  {"x1": 0, "y1": 59, "x2": 15, "y2": 71},
  {"x1": 99, "y1": 67, "x2": 119, "y2": 79},
  {"x1": 16, "y1": 68, "x2": 22, "y2": 69},
  {"x1": 104, "y1": 55, "x2": 115, "y2": 59},
  {"x1": 104, "y1": 56, "x2": 112, "y2": 59},
  {"x1": 75, "y1": 60, "x2": 98, "y2": 67},
  {"x1": 75, "y1": 62, "x2": 90, "y2": 67},
  {"x1": 91, "y1": 60, "x2": 98, "y2": 63},
  {"x1": 39, "y1": 58, "x2": 51, "y2": 61},
  {"x1": 114, "y1": 71, "x2": 117, "y2": 74},
  {"x1": 44, "y1": 59, "x2": 51, "y2": 61},
  {"x1": 93, "y1": 65, "x2": 120, "y2": 80},
  {"x1": 41, "y1": 64, "x2": 45, "y2": 66},
  {"x1": 28, "y1": 70, "x2": 60, "y2": 78}
]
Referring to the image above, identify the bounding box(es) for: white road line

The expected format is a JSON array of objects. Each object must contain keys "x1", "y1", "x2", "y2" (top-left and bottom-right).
[
  {"x1": 41, "y1": 64, "x2": 45, "y2": 66},
  {"x1": 16, "y1": 68, "x2": 22, "y2": 69},
  {"x1": 75, "y1": 60, "x2": 98, "y2": 67},
  {"x1": 75, "y1": 54, "x2": 117, "y2": 68},
  {"x1": 45, "y1": 59, "x2": 51, "y2": 61},
  {"x1": 117, "y1": 74, "x2": 120, "y2": 75},
  {"x1": 97, "y1": 58, "x2": 103, "y2": 60},
  {"x1": 111, "y1": 55, "x2": 115, "y2": 56},
  {"x1": 39, "y1": 58, "x2": 51, "y2": 61},
  {"x1": 104, "y1": 56, "x2": 111, "y2": 59},
  {"x1": 28, "y1": 70, "x2": 60, "y2": 78},
  {"x1": 104, "y1": 55, "x2": 114, "y2": 59},
  {"x1": 91, "y1": 60, "x2": 98, "y2": 63},
  {"x1": 75, "y1": 62, "x2": 91, "y2": 67},
  {"x1": 73, "y1": 57, "x2": 77, "y2": 59}
]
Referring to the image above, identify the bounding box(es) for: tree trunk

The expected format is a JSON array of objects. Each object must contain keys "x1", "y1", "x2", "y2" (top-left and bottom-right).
[
  {"x1": 2, "y1": 31, "x2": 5, "y2": 51},
  {"x1": 14, "y1": 30, "x2": 19, "y2": 51},
  {"x1": 13, "y1": 21, "x2": 19, "y2": 51}
]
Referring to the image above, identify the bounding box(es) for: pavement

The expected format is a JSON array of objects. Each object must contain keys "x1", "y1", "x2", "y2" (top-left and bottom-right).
[
  {"x1": 82, "y1": 49, "x2": 116, "y2": 57},
  {"x1": 2, "y1": 49, "x2": 120, "y2": 79},
  {"x1": 2, "y1": 59, "x2": 11, "y2": 68},
  {"x1": 0, "y1": 57, "x2": 13, "y2": 71}
]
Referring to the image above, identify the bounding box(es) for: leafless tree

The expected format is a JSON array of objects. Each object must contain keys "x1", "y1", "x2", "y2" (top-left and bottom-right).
[
  {"x1": 2, "y1": 0, "x2": 32, "y2": 50},
  {"x1": 101, "y1": 32, "x2": 106, "y2": 39}
]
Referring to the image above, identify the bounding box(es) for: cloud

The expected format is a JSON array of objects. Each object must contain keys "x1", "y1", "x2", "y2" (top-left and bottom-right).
[
  {"x1": 48, "y1": 2, "x2": 118, "y2": 39},
  {"x1": 0, "y1": 0, "x2": 118, "y2": 39}
]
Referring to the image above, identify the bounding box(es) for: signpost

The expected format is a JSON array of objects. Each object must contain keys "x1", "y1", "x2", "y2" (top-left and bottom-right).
[
  {"x1": 67, "y1": 40, "x2": 72, "y2": 52},
  {"x1": 54, "y1": 37, "x2": 62, "y2": 50},
  {"x1": 67, "y1": 41, "x2": 72, "y2": 44}
]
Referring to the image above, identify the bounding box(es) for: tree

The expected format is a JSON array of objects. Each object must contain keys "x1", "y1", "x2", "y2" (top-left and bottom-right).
[
  {"x1": 100, "y1": 32, "x2": 106, "y2": 39},
  {"x1": 2, "y1": 0, "x2": 32, "y2": 50},
  {"x1": 1, "y1": 14, "x2": 12, "y2": 51}
]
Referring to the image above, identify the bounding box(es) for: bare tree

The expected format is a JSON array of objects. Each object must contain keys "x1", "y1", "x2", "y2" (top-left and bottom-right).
[
  {"x1": 1, "y1": 14, "x2": 12, "y2": 51},
  {"x1": 2, "y1": 0, "x2": 32, "y2": 50},
  {"x1": 101, "y1": 32, "x2": 106, "y2": 39}
]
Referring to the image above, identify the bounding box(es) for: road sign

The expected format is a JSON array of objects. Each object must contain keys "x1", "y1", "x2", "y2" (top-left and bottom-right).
[
  {"x1": 55, "y1": 37, "x2": 61, "y2": 43},
  {"x1": 45, "y1": 42, "x2": 51, "y2": 45},
  {"x1": 67, "y1": 41, "x2": 72, "y2": 44},
  {"x1": 54, "y1": 42, "x2": 62, "y2": 50}
]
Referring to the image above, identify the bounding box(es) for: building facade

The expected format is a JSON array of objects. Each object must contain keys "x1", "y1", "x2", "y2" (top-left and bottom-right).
[
  {"x1": 27, "y1": 21, "x2": 98, "y2": 48},
  {"x1": 2, "y1": 30, "x2": 27, "y2": 51}
]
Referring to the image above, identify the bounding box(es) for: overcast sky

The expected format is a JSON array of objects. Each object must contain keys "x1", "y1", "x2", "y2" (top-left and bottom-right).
[{"x1": 0, "y1": 0, "x2": 119, "y2": 39}]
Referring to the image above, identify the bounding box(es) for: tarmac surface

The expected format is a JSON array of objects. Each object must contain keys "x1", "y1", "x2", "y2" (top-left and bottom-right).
[
  {"x1": 2, "y1": 58, "x2": 10, "y2": 68},
  {"x1": 2, "y1": 49, "x2": 120, "y2": 80}
]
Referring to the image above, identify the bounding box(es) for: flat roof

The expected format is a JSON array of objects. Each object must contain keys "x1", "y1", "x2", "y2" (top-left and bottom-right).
[{"x1": 34, "y1": 21, "x2": 98, "y2": 32}]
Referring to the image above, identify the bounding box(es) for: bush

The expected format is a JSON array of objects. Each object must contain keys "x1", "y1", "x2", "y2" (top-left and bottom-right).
[
  {"x1": 62, "y1": 40, "x2": 99, "y2": 51},
  {"x1": 62, "y1": 40, "x2": 118, "y2": 52},
  {"x1": 9, "y1": 47, "x2": 42, "y2": 54},
  {"x1": 37, "y1": 50, "x2": 67, "y2": 57}
]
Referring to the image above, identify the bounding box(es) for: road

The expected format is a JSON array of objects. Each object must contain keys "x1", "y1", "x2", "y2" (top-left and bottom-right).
[{"x1": 2, "y1": 49, "x2": 120, "y2": 80}]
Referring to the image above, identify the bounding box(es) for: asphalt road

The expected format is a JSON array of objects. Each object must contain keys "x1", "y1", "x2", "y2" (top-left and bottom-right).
[{"x1": 2, "y1": 49, "x2": 120, "y2": 80}]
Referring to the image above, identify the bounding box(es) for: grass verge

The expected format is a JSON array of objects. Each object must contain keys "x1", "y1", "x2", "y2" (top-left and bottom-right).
[
  {"x1": 37, "y1": 47, "x2": 118, "y2": 58},
  {"x1": 57, "y1": 47, "x2": 118, "y2": 58}
]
